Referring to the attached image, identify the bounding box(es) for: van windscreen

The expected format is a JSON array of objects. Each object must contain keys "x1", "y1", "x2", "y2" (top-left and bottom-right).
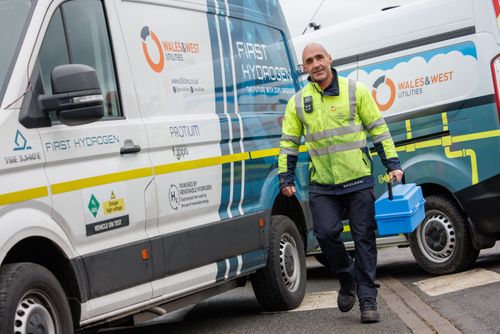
[{"x1": 0, "y1": 0, "x2": 35, "y2": 105}]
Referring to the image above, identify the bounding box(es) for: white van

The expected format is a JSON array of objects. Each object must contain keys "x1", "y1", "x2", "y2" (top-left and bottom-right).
[
  {"x1": 294, "y1": 0, "x2": 500, "y2": 275},
  {"x1": 0, "y1": 0, "x2": 315, "y2": 332}
]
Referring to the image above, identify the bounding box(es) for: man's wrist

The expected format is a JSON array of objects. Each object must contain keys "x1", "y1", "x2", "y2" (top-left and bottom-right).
[{"x1": 279, "y1": 182, "x2": 294, "y2": 190}]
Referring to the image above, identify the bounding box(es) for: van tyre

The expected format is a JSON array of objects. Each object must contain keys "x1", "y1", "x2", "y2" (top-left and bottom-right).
[
  {"x1": 0, "y1": 263, "x2": 74, "y2": 334},
  {"x1": 408, "y1": 195, "x2": 479, "y2": 274},
  {"x1": 251, "y1": 215, "x2": 306, "y2": 311}
]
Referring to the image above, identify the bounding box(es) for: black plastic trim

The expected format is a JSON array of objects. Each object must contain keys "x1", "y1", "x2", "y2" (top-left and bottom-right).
[
  {"x1": 392, "y1": 131, "x2": 450, "y2": 149},
  {"x1": 73, "y1": 210, "x2": 269, "y2": 299},
  {"x1": 455, "y1": 174, "x2": 500, "y2": 234}
]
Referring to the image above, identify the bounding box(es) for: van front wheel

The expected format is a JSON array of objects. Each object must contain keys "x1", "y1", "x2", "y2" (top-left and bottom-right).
[
  {"x1": 251, "y1": 215, "x2": 306, "y2": 311},
  {"x1": 0, "y1": 263, "x2": 74, "y2": 334},
  {"x1": 408, "y1": 195, "x2": 479, "y2": 274}
]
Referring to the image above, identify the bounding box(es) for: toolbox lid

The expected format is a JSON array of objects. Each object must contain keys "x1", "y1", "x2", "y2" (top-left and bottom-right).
[{"x1": 375, "y1": 183, "x2": 425, "y2": 217}]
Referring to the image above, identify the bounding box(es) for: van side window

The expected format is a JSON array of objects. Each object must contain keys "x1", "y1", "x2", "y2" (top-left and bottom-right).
[
  {"x1": 38, "y1": 8, "x2": 69, "y2": 94},
  {"x1": 38, "y1": 0, "x2": 121, "y2": 119}
]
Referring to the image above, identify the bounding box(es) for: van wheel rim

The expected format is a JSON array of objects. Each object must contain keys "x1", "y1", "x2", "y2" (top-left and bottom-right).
[
  {"x1": 417, "y1": 211, "x2": 456, "y2": 263},
  {"x1": 280, "y1": 232, "x2": 300, "y2": 292},
  {"x1": 14, "y1": 291, "x2": 57, "y2": 334}
]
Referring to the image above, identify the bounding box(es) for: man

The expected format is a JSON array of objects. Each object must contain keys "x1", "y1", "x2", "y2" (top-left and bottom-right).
[{"x1": 278, "y1": 43, "x2": 403, "y2": 323}]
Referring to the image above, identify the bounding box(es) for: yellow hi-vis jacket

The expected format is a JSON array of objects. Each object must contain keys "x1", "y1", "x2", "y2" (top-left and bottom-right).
[{"x1": 279, "y1": 75, "x2": 401, "y2": 194}]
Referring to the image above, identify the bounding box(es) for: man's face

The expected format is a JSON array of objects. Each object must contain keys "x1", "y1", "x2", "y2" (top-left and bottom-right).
[{"x1": 302, "y1": 45, "x2": 333, "y2": 86}]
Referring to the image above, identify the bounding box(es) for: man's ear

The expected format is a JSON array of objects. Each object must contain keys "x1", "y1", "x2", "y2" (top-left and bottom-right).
[{"x1": 328, "y1": 53, "x2": 333, "y2": 65}]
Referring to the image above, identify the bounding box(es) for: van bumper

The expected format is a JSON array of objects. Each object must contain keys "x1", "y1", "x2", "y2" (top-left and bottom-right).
[{"x1": 455, "y1": 173, "x2": 500, "y2": 234}]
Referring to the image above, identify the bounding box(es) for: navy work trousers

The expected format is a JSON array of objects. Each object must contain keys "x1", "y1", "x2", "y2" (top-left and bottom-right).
[{"x1": 309, "y1": 188, "x2": 378, "y2": 300}]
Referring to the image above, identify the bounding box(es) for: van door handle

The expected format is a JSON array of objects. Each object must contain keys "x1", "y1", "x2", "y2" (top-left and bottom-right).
[{"x1": 120, "y1": 139, "x2": 141, "y2": 155}]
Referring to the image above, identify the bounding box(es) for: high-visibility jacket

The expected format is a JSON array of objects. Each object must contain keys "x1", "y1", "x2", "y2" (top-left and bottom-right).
[{"x1": 279, "y1": 74, "x2": 401, "y2": 194}]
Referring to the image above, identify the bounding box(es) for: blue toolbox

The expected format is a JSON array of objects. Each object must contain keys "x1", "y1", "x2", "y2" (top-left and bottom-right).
[{"x1": 375, "y1": 182, "x2": 426, "y2": 236}]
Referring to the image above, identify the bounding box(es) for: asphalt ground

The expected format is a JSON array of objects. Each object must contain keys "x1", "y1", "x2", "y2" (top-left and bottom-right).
[{"x1": 98, "y1": 243, "x2": 500, "y2": 334}]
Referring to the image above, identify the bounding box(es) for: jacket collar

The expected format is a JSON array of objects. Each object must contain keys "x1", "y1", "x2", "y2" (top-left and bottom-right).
[{"x1": 308, "y1": 67, "x2": 340, "y2": 96}]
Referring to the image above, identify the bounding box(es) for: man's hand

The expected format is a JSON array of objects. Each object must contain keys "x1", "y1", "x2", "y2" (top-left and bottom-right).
[
  {"x1": 281, "y1": 185, "x2": 296, "y2": 197},
  {"x1": 388, "y1": 169, "x2": 404, "y2": 183}
]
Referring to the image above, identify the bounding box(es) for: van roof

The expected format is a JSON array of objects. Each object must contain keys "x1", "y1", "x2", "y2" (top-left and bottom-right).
[
  {"x1": 292, "y1": 0, "x2": 475, "y2": 64},
  {"x1": 166, "y1": 0, "x2": 291, "y2": 33}
]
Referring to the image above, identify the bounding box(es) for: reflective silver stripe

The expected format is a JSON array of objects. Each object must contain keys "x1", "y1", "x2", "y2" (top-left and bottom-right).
[
  {"x1": 280, "y1": 147, "x2": 299, "y2": 156},
  {"x1": 305, "y1": 124, "x2": 364, "y2": 142},
  {"x1": 281, "y1": 134, "x2": 301, "y2": 145},
  {"x1": 348, "y1": 79, "x2": 357, "y2": 125},
  {"x1": 365, "y1": 117, "x2": 387, "y2": 132},
  {"x1": 372, "y1": 131, "x2": 392, "y2": 143},
  {"x1": 295, "y1": 90, "x2": 310, "y2": 135},
  {"x1": 308, "y1": 139, "x2": 367, "y2": 156},
  {"x1": 295, "y1": 91, "x2": 305, "y2": 123}
]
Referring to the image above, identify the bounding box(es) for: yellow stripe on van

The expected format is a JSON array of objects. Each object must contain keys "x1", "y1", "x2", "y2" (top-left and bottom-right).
[
  {"x1": 250, "y1": 145, "x2": 306, "y2": 159},
  {"x1": 414, "y1": 138, "x2": 443, "y2": 150},
  {"x1": 51, "y1": 167, "x2": 153, "y2": 194},
  {"x1": 452, "y1": 129, "x2": 500, "y2": 143},
  {"x1": 5, "y1": 129, "x2": 498, "y2": 199},
  {"x1": 405, "y1": 120, "x2": 413, "y2": 140},
  {"x1": 154, "y1": 152, "x2": 250, "y2": 175},
  {"x1": 0, "y1": 186, "x2": 49, "y2": 206},
  {"x1": 250, "y1": 148, "x2": 279, "y2": 159}
]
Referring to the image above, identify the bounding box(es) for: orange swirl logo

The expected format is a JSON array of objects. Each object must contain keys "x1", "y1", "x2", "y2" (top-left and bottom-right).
[
  {"x1": 371, "y1": 75, "x2": 396, "y2": 112},
  {"x1": 141, "y1": 26, "x2": 164, "y2": 73}
]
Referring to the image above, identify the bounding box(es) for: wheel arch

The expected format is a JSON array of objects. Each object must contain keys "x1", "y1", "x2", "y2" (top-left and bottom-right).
[
  {"x1": 271, "y1": 194, "x2": 309, "y2": 251},
  {"x1": 0, "y1": 209, "x2": 86, "y2": 325},
  {"x1": 258, "y1": 168, "x2": 311, "y2": 251},
  {"x1": 401, "y1": 154, "x2": 472, "y2": 218},
  {"x1": 417, "y1": 181, "x2": 482, "y2": 237},
  {"x1": 404, "y1": 158, "x2": 469, "y2": 219},
  {"x1": 419, "y1": 182, "x2": 454, "y2": 200},
  {"x1": 417, "y1": 181, "x2": 480, "y2": 240},
  {"x1": 2, "y1": 237, "x2": 84, "y2": 324},
  {"x1": 402, "y1": 153, "x2": 471, "y2": 197}
]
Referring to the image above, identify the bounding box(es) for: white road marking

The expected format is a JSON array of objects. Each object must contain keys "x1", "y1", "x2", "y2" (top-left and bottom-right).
[
  {"x1": 289, "y1": 291, "x2": 338, "y2": 312},
  {"x1": 414, "y1": 268, "x2": 500, "y2": 296}
]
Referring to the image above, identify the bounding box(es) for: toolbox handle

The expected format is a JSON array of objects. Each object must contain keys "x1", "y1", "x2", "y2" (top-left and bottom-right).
[
  {"x1": 387, "y1": 179, "x2": 394, "y2": 201},
  {"x1": 387, "y1": 174, "x2": 406, "y2": 201}
]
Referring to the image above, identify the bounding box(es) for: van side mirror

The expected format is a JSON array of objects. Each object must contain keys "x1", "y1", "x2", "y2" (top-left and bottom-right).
[{"x1": 38, "y1": 64, "x2": 104, "y2": 126}]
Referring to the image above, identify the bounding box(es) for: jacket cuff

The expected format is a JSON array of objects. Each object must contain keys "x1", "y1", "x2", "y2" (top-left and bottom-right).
[
  {"x1": 385, "y1": 158, "x2": 402, "y2": 173},
  {"x1": 279, "y1": 173, "x2": 295, "y2": 190}
]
